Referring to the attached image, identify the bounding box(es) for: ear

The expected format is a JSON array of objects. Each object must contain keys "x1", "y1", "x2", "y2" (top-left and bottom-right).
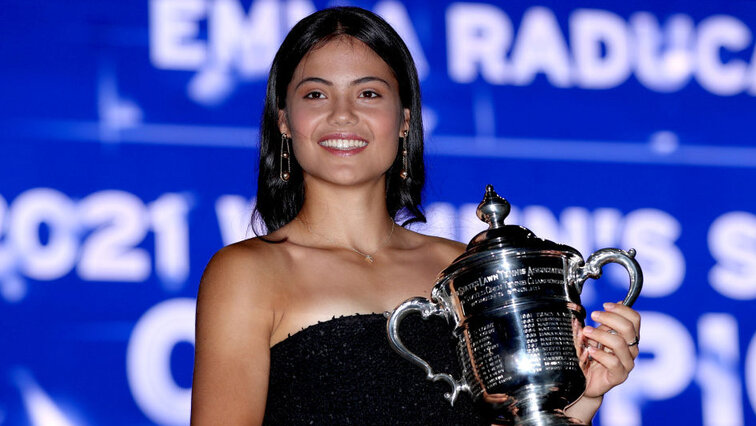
[
  {"x1": 400, "y1": 108, "x2": 410, "y2": 136},
  {"x1": 278, "y1": 109, "x2": 290, "y2": 136}
]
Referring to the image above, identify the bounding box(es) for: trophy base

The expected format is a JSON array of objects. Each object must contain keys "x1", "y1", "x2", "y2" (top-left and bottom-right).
[
  {"x1": 488, "y1": 410, "x2": 585, "y2": 426},
  {"x1": 480, "y1": 384, "x2": 586, "y2": 426}
]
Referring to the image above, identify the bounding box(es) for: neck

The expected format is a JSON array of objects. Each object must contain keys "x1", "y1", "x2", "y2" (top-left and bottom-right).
[{"x1": 294, "y1": 177, "x2": 395, "y2": 251}]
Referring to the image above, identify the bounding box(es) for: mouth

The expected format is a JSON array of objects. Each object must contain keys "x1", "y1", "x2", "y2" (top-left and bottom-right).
[
  {"x1": 318, "y1": 139, "x2": 368, "y2": 150},
  {"x1": 318, "y1": 134, "x2": 369, "y2": 154}
]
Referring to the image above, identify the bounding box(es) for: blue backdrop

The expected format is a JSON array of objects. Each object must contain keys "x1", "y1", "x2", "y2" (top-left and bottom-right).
[{"x1": 2, "y1": 1, "x2": 756, "y2": 424}]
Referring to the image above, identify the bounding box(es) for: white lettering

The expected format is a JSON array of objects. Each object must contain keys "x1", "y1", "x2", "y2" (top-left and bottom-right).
[
  {"x1": 696, "y1": 15, "x2": 751, "y2": 95},
  {"x1": 593, "y1": 208, "x2": 622, "y2": 249},
  {"x1": 0, "y1": 194, "x2": 12, "y2": 274},
  {"x1": 127, "y1": 298, "x2": 195, "y2": 425},
  {"x1": 620, "y1": 209, "x2": 685, "y2": 297},
  {"x1": 697, "y1": 314, "x2": 743, "y2": 425},
  {"x1": 631, "y1": 12, "x2": 694, "y2": 92},
  {"x1": 8, "y1": 188, "x2": 78, "y2": 281},
  {"x1": 510, "y1": 7, "x2": 571, "y2": 87},
  {"x1": 77, "y1": 191, "x2": 151, "y2": 282},
  {"x1": 150, "y1": 194, "x2": 191, "y2": 288},
  {"x1": 571, "y1": 9, "x2": 632, "y2": 89},
  {"x1": 147, "y1": 3, "x2": 756, "y2": 99},
  {"x1": 3, "y1": 189, "x2": 200, "y2": 288},
  {"x1": 447, "y1": 3, "x2": 512, "y2": 84},
  {"x1": 0, "y1": 194, "x2": 23, "y2": 303},
  {"x1": 149, "y1": 0, "x2": 207, "y2": 70},
  {"x1": 209, "y1": 0, "x2": 281, "y2": 78},
  {"x1": 747, "y1": 330, "x2": 756, "y2": 417},
  {"x1": 601, "y1": 311, "x2": 695, "y2": 425},
  {"x1": 708, "y1": 211, "x2": 756, "y2": 299}
]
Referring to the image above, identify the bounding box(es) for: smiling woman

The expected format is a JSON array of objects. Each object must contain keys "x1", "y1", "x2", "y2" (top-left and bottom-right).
[{"x1": 189, "y1": 6, "x2": 641, "y2": 425}]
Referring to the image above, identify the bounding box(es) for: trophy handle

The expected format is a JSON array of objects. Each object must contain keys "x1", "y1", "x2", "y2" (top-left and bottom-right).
[
  {"x1": 574, "y1": 248, "x2": 643, "y2": 307},
  {"x1": 386, "y1": 296, "x2": 470, "y2": 405}
]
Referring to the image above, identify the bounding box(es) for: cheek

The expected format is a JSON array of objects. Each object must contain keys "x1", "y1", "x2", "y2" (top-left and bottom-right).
[
  {"x1": 376, "y1": 136, "x2": 401, "y2": 166},
  {"x1": 368, "y1": 106, "x2": 403, "y2": 135},
  {"x1": 285, "y1": 105, "x2": 319, "y2": 137},
  {"x1": 367, "y1": 109, "x2": 403, "y2": 161}
]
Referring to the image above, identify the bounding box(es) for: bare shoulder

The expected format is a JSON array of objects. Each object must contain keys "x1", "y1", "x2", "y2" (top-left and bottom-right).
[
  {"x1": 426, "y1": 234, "x2": 467, "y2": 260},
  {"x1": 192, "y1": 237, "x2": 286, "y2": 424},
  {"x1": 401, "y1": 228, "x2": 466, "y2": 267},
  {"x1": 200, "y1": 237, "x2": 283, "y2": 295},
  {"x1": 195, "y1": 236, "x2": 293, "y2": 350}
]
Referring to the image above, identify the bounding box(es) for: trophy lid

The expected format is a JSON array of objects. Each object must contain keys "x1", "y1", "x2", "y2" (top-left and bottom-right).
[{"x1": 463, "y1": 185, "x2": 580, "y2": 256}]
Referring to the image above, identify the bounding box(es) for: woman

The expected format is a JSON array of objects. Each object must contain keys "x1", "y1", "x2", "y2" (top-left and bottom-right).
[{"x1": 191, "y1": 7, "x2": 641, "y2": 425}]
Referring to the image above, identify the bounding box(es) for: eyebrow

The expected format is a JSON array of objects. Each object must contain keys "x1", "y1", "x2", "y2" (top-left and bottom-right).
[{"x1": 294, "y1": 76, "x2": 392, "y2": 89}]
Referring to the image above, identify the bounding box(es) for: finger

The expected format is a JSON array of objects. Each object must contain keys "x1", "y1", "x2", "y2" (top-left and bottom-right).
[
  {"x1": 578, "y1": 327, "x2": 600, "y2": 348},
  {"x1": 591, "y1": 309, "x2": 639, "y2": 348},
  {"x1": 591, "y1": 311, "x2": 636, "y2": 342},
  {"x1": 583, "y1": 337, "x2": 600, "y2": 348},
  {"x1": 594, "y1": 322, "x2": 639, "y2": 351},
  {"x1": 578, "y1": 343, "x2": 592, "y2": 369},
  {"x1": 585, "y1": 346, "x2": 630, "y2": 384},
  {"x1": 591, "y1": 310, "x2": 638, "y2": 337},
  {"x1": 593, "y1": 323, "x2": 640, "y2": 360},
  {"x1": 606, "y1": 302, "x2": 641, "y2": 333},
  {"x1": 583, "y1": 326, "x2": 635, "y2": 371}
]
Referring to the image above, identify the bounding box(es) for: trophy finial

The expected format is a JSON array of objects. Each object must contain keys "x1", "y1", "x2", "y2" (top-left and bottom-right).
[{"x1": 476, "y1": 185, "x2": 511, "y2": 229}]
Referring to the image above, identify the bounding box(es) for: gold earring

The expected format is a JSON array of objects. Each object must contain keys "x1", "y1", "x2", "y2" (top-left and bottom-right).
[
  {"x1": 280, "y1": 133, "x2": 291, "y2": 182},
  {"x1": 400, "y1": 130, "x2": 409, "y2": 180}
]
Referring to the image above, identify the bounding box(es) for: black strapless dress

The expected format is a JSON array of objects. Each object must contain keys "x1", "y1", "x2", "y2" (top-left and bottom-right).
[{"x1": 263, "y1": 313, "x2": 489, "y2": 425}]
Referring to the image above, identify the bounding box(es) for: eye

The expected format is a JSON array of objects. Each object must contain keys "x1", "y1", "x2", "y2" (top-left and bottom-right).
[
  {"x1": 360, "y1": 90, "x2": 381, "y2": 99},
  {"x1": 304, "y1": 91, "x2": 325, "y2": 99}
]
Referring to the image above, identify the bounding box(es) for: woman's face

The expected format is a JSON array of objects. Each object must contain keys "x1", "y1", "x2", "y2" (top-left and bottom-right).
[{"x1": 279, "y1": 36, "x2": 410, "y2": 187}]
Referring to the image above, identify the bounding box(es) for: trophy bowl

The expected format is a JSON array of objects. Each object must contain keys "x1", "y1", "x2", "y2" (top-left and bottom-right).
[{"x1": 387, "y1": 185, "x2": 643, "y2": 425}]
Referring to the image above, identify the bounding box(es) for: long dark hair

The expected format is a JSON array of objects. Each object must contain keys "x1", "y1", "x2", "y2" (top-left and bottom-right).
[{"x1": 253, "y1": 6, "x2": 426, "y2": 233}]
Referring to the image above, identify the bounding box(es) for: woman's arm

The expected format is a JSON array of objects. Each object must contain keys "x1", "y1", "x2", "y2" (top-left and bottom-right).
[
  {"x1": 191, "y1": 245, "x2": 277, "y2": 425},
  {"x1": 565, "y1": 302, "x2": 642, "y2": 424}
]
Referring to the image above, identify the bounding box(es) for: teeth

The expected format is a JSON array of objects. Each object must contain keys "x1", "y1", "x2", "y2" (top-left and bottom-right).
[{"x1": 319, "y1": 139, "x2": 368, "y2": 150}]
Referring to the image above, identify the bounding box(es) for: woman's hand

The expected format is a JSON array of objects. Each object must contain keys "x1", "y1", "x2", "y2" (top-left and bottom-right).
[
  {"x1": 565, "y1": 302, "x2": 641, "y2": 423},
  {"x1": 581, "y1": 302, "x2": 641, "y2": 398}
]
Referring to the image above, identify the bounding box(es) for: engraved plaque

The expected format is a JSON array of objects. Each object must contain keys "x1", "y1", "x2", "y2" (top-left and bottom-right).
[{"x1": 452, "y1": 255, "x2": 569, "y2": 316}]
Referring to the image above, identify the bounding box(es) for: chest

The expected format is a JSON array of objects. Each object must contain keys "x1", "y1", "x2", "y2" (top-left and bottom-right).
[
  {"x1": 268, "y1": 247, "x2": 448, "y2": 344},
  {"x1": 284, "y1": 253, "x2": 440, "y2": 309}
]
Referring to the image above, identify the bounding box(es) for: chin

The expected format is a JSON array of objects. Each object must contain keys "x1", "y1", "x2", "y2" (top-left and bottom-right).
[
  {"x1": 307, "y1": 171, "x2": 386, "y2": 188},
  {"x1": 304, "y1": 165, "x2": 390, "y2": 185}
]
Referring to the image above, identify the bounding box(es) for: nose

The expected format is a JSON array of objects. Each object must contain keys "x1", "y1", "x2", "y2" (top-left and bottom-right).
[{"x1": 328, "y1": 96, "x2": 357, "y2": 126}]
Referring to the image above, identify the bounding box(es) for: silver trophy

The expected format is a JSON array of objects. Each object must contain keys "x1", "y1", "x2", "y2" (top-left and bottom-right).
[{"x1": 387, "y1": 185, "x2": 642, "y2": 425}]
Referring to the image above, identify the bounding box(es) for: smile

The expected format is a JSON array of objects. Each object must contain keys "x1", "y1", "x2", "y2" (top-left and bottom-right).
[{"x1": 318, "y1": 139, "x2": 369, "y2": 151}]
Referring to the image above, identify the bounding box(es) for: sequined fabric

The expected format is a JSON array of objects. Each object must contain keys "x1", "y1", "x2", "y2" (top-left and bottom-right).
[{"x1": 263, "y1": 313, "x2": 487, "y2": 425}]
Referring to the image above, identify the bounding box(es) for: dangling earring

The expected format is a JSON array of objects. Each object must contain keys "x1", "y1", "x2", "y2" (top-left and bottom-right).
[
  {"x1": 400, "y1": 130, "x2": 409, "y2": 180},
  {"x1": 280, "y1": 133, "x2": 291, "y2": 182}
]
